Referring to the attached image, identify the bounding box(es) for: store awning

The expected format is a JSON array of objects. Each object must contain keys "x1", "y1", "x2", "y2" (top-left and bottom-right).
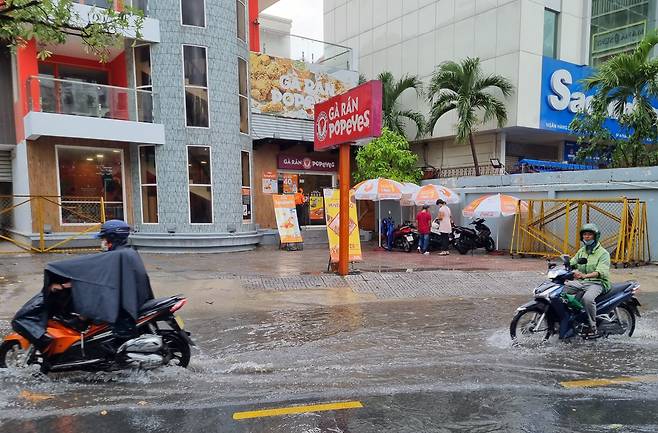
[{"x1": 518, "y1": 159, "x2": 597, "y2": 172}]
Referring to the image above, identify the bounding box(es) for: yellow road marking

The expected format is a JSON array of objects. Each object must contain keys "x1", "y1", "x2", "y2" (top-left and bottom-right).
[
  {"x1": 233, "y1": 400, "x2": 364, "y2": 420},
  {"x1": 560, "y1": 374, "x2": 658, "y2": 389}
]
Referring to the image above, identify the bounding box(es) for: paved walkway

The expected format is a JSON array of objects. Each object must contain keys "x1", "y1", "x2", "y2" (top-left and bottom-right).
[
  {"x1": 141, "y1": 242, "x2": 547, "y2": 278},
  {"x1": 0, "y1": 241, "x2": 546, "y2": 279},
  {"x1": 0, "y1": 242, "x2": 656, "y2": 317},
  {"x1": 242, "y1": 269, "x2": 546, "y2": 299}
]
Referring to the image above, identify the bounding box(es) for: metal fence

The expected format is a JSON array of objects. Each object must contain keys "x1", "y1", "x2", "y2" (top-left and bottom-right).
[
  {"x1": 428, "y1": 166, "x2": 506, "y2": 179},
  {"x1": 0, "y1": 195, "x2": 106, "y2": 253},
  {"x1": 511, "y1": 198, "x2": 650, "y2": 267}
]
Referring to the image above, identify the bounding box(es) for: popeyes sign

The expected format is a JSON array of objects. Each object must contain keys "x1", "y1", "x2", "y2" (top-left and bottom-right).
[{"x1": 314, "y1": 80, "x2": 383, "y2": 151}]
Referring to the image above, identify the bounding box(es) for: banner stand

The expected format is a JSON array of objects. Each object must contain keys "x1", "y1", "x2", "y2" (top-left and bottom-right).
[{"x1": 272, "y1": 194, "x2": 304, "y2": 250}]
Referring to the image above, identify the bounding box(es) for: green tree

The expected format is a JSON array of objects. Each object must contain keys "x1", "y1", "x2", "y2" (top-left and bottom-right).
[
  {"x1": 378, "y1": 71, "x2": 426, "y2": 139},
  {"x1": 569, "y1": 30, "x2": 658, "y2": 168},
  {"x1": 426, "y1": 57, "x2": 513, "y2": 176},
  {"x1": 354, "y1": 127, "x2": 422, "y2": 184},
  {"x1": 0, "y1": 0, "x2": 144, "y2": 61}
]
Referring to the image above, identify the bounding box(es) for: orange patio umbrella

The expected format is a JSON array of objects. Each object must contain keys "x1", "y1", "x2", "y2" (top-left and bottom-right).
[
  {"x1": 462, "y1": 193, "x2": 527, "y2": 218},
  {"x1": 462, "y1": 193, "x2": 528, "y2": 250},
  {"x1": 351, "y1": 178, "x2": 405, "y2": 247},
  {"x1": 411, "y1": 184, "x2": 460, "y2": 206}
]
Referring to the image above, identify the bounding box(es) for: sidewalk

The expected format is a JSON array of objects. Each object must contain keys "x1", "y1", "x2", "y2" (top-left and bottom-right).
[
  {"x1": 141, "y1": 242, "x2": 548, "y2": 278},
  {"x1": 0, "y1": 242, "x2": 656, "y2": 319}
]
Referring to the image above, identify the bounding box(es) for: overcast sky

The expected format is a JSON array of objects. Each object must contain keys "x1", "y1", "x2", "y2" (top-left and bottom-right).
[{"x1": 263, "y1": 0, "x2": 324, "y2": 40}]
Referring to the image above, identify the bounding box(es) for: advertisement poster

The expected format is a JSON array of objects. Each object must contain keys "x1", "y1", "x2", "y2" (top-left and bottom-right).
[
  {"x1": 309, "y1": 195, "x2": 324, "y2": 221},
  {"x1": 282, "y1": 173, "x2": 298, "y2": 194},
  {"x1": 250, "y1": 52, "x2": 359, "y2": 120},
  {"x1": 262, "y1": 171, "x2": 278, "y2": 194},
  {"x1": 242, "y1": 187, "x2": 252, "y2": 221},
  {"x1": 323, "y1": 188, "x2": 362, "y2": 263},
  {"x1": 272, "y1": 195, "x2": 303, "y2": 244}
]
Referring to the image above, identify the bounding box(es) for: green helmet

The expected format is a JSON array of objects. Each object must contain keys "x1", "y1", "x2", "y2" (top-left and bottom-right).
[{"x1": 580, "y1": 223, "x2": 601, "y2": 243}]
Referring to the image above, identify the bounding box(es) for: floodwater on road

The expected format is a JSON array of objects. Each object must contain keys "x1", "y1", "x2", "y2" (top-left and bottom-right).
[{"x1": 2, "y1": 293, "x2": 658, "y2": 432}]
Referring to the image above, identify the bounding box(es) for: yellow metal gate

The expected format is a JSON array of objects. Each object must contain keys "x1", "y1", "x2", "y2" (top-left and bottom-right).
[
  {"x1": 511, "y1": 198, "x2": 650, "y2": 267},
  {"x1": 0, "y1": 195, "x2": 106, "y2": 253}
]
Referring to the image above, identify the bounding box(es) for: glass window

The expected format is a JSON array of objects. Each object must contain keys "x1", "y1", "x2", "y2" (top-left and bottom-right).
[
  {"x1": 134, "y1": 45, "x2": 153, "y2": 123},
  {"x1": 75, "y1": 0, "x2": 113, "y2": 8},
  {"x1": 238, "y1": 57, "x2": 248, "y2": 134},
  {"x1": 130, "y1": 0, "x2": 149, "y2": 15},
  {"x1": 139, "y1": 146, "x2": 158, "y2": 224},
  {"x1": 183, "y1": 45, "x2": 209, "y2": 127},
  {"x1": 134, "y1": 45, "x2": 151, "y2": 88},
  {"x1": 188, "y1": 146, "x2": 213, "y2": 223},
  {"x1": 183, "y1": 45, "x2": 207, "y2": 87},
  {"x1": 241, "y1": 151, "x2": 251, "y2": 222},
  {"x1": 590, "y1": 0, "x2": 652, "y2": 66},
  {"x1": 181, "y1": 0, "x2": 205, "y2": 27},
  {"x1": 57, "y1": 146, "x2": 124, "y2": 224},
  {"x1": 236, "y1": 0, "x2": 246, "y2": 42},
  {"x1": 185, "y1": 88, "x2": 209, "y2": 127},
  {"x1": 543, "y1": 9, "x2": 558, "y2": 58}
]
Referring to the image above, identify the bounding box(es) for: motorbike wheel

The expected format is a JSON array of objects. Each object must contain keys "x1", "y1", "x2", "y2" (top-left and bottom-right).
[
  {"x1": 402, "y1": 239, "x2": 412, "y2": 252},
  {"x1": 614, "y1": 305, "x2": 636, "y2": 337},
  {"x1": 0, "y1": 341, "x2": 36, "y2": 370},
  {"x1": 455, "y1": 240, "x2": 470, "y2": 255},
  {"x1": 484, "y1": 237, "x2": 496, "y2": 252},
  {"x1": 159, "y1": 331, "x2": 191, "y2": 368},
  {"x1": 510, "y1": 309, "x2": 552, "y2": 345}
]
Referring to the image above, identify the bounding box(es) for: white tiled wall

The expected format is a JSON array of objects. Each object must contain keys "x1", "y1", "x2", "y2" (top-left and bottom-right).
[{"x1": 324, "y1": 0, "x2": 590, "y2": 137}]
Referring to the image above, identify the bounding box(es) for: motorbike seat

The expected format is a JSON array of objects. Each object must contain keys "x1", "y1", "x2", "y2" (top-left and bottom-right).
[
  {"x1": 139, "y1": 296, "x2": 178, "y2": 314},
  {"x1": 595, "y1": 281, "x2": 636, "y2": 303}
]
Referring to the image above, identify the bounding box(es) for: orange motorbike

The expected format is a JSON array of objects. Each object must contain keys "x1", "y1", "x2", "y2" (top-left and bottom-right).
[{"x1": 0, "y1": 296, "x2": 193, "y2": 374}]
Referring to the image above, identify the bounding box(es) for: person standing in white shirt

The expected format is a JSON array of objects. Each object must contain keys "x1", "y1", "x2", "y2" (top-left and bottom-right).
[{"x1": 436, "y1": 199, "x2": 452, "y2": 255}]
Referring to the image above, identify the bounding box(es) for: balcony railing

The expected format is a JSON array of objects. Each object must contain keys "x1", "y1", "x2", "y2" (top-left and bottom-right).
[
  {"x1": 72, "y1": 0, "x2": 149, "y2": 15},
  {"x1": 259, "y1": 28, "x2": 354, "y2": 71},
  {"x1": 425, "y1": 165, "x2": 506, "y2": 179},
  {"x1": 27, "y1": 76, "x2": 155, "y2": 123}
]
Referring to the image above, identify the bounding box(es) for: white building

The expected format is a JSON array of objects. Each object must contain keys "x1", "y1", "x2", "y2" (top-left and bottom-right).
[{"x1": 324, "y1": 0, "x2": 658, "y2": 176}]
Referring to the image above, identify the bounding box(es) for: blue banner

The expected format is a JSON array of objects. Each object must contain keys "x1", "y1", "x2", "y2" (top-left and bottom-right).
[{"x1": 539, "y1": 56, "x2": 658, "y2": 139}]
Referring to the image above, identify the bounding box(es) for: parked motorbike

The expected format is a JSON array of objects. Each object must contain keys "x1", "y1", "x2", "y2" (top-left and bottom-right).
[
  {"x1": 0, "y1": 295, "x2": 194, "y2": 374},
  {"x1": 390, "y1": 221, "x2": 419, "y2": 252},
  {"x1": 510, "y1": 255, "x2": 641, "y2": 343},
  {"x1": 427, "y1": 220, "x2": 453, "y2": 251},
  {"x1": 453, "y1": 218, "x2": 495, "y2": 254}
]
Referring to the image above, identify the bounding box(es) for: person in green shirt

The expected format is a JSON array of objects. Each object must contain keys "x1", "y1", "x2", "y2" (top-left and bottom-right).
[{"x1": 566, "y1": 223, "x2": 611, "y2": 335}]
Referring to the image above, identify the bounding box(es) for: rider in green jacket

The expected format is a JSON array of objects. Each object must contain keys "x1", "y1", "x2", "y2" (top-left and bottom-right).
[{"x1": 567, "y1": 223, "x2": 611, "y2": 335}]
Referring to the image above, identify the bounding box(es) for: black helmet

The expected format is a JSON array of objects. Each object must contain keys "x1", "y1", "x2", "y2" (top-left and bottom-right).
[{"x1": 96, "y1": 219, "x2": 131, "y2": 249}]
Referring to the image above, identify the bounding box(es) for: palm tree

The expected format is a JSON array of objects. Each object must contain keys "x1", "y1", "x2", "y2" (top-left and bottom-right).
[
  {"x1": 577, "y1": 30, "x2": 658, "y2": 167},
  {"x1": 426, "y1": 58, "x2": 513, "y2": 176},
  {"x1": 378, "y1": 71, "x2": 426, "y2": 139}
]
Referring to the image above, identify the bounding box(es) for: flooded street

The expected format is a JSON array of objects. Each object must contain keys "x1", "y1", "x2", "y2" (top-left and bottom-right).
[{"x1": 2, "y1": 292, "x2": 658, "y2": 432}]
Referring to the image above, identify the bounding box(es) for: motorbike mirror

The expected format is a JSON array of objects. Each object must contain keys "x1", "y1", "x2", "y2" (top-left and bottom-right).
[
  {"x1": 560, "y1": 254, "x2": 571, "y2": 265},
  {"x1": 577, "y1": 258, "x2": 588, "y2": 265},
  {"x1": 548, "y1": 263, "x2": 556, "y2": 269}
]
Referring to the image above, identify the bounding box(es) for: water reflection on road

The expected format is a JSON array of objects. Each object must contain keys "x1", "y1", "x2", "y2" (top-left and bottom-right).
[{"x1": 2, "y1": 294, "x2": 658, "y2": 432}]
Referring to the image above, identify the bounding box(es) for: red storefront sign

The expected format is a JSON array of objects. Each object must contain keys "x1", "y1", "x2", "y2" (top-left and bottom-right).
[
  {"x1": 278, "y1": 154, "x2": 338, "y2": 172},
  {"x1": 314, "y1": 80, "x2": 383, "y2": 151}
]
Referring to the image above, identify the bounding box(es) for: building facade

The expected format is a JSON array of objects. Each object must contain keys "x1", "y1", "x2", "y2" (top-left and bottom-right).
[
  {"x1": 1, "y1": 0, "x2": 263, "y2": 252},
  {"x1": 248, "y1": 6, "x2": 358, "y2": 233},
  {"x1": 324, "y1": 0, "x2": 658, "y2": 175}
]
